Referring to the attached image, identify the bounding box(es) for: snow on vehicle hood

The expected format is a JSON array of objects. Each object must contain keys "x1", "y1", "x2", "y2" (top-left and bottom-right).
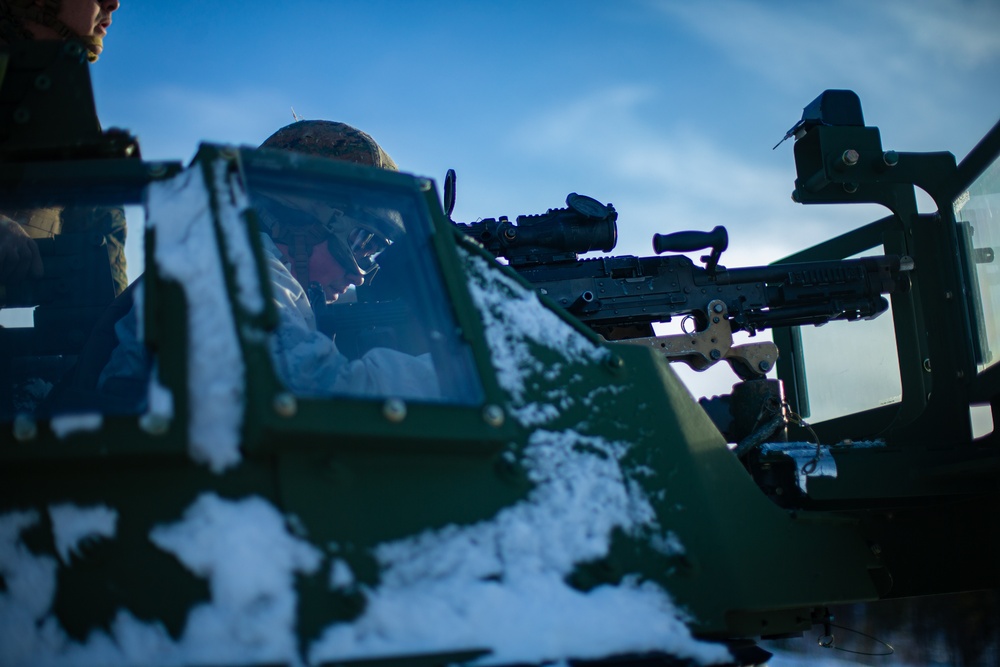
[{"x1": 306, "y1": 250, "x2": 731, "y2": 666}]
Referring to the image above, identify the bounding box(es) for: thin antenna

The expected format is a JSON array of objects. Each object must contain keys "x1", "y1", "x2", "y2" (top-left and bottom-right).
[{"x1": 290, "y1": 106, "x2": 304, "y2": 122}]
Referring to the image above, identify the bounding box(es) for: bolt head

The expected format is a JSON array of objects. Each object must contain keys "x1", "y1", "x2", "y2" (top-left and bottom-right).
[
  {"x1": 273, "y1": 392, "x2": 298, "y2": 417},
  {"x1": 139, "y1": 413, "x2": 170, "y2": 435},
  {"x1": 482, "y1": 404, "x2": 505, "y2": 427},
  {"x1": 383, "y1": 398, "x2": 407, "y2": 423}
]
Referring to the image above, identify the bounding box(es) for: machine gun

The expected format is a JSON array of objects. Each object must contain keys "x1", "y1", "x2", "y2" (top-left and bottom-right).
[{"x1": 454, "y1": 189, "x2": 913, "y2": 380}]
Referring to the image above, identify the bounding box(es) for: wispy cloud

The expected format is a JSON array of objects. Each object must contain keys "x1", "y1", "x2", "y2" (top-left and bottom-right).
[
  {"x1": 878, "y1": 0, "x2": 1000, "y2": 69},
  {"x1": 123, "y1": 84, "x2": 296, "y2": 161},
  {"x1": 507, "y1": 85, "x2": 883, "y2": 262},
  {"x1": 649, "y1": 0, "x2": 1000, "y2": 154}
]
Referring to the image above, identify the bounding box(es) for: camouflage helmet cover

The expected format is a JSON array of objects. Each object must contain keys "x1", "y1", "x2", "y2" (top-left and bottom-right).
[{"x1": 260, "y1": 120, "x2": 398, "y2": 171}]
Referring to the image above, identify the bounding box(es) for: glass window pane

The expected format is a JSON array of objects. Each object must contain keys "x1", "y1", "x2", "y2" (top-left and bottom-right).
[
  {"x1": 0, "y1": 200, "x2": 143, "y2": 419},
  {"x1": 954, "y1": 155, "x2": 1000, "y2": 373},
  {"x1": 795, "y1": 248, "x2": 902, "y2": 423},
  {"x1": 243, "y1": 164, "x2": 483, "y2": 405}
]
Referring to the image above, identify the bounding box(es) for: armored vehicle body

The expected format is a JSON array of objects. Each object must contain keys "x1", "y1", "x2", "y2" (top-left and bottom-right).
[{"x1": 1, "y1": 42, "x2": 999, "y2": 667}]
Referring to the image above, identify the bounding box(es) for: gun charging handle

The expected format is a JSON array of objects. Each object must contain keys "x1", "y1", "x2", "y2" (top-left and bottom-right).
[{"x1": 653, "y1": 225, "x2": 729, "y2": 273}]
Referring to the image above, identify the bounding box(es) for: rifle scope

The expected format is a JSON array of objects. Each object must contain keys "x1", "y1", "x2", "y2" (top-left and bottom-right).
[{"x1": 459, "y1": 193, "x2": 618, "y2": 266}]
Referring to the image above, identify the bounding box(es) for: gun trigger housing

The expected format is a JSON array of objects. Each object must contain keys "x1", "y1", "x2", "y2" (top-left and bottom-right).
[{"x1": 618, "y1": 300, "x2": 779, "y2": 380}]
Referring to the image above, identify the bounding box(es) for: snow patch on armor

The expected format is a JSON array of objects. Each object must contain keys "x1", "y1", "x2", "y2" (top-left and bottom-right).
[
  {"x1": 214, "y1": 159, "x2": 265, "y2": 315},
  {"x1": 146, "y1": 493, "x2": 322, "y2": 665},
  {"x1": 146, "y1": 368, "x2": 175, "y2": 421},
  {"x1": 297, "y1": 249, "x2": 732, "y2": 665},
  {"x1": 0, "y1": 496, "x2": 322, "y2": 666},
  {"x1": 48, "y1": 503, "x2": 118, "y2": 564},
  {"x1": 329, "y1": 559, "x2": 355, "y2": 589},
  {"x1": 49, "y1": 413, "x2": 104, "y2": 439},
  {"x1": 462, "y1": 250, "x2": 608, "y2": 414},
  {"x1": 0, "y1": 511, "x2": 58, "y2": 666},
  {"x1": 148, "y1": 163, "x2": 245, "y2": 472},
  {"x1": 308, "y1": 429, "x2": 729, "y2": 666}
]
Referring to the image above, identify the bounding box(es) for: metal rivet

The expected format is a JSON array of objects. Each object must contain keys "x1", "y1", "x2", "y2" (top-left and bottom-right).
[
  {"x1": 383, "y1": 398, "x2": 407, "y2": 423},
  {"x1": 841, "y1": 149, "x2": 860, "y2": 167},
  {"x1": 418, "y1": 178, "x2": 433, "y2": 192},
  {"x1": 923, "y1": 359, "x2": 932, "y2": 373},
  {"x1": 12, "y1": 107, "x2": 30, "y2": 124},
  {"x1": 273, "y1": 392, "x2": 298, "y2": 417},
  {"x1": 139, "y1": 413, "x2": 170, "y2": 435},
  {"x1": 758, "y1": 360, "x2": 771, "y2": 372},
  {"x1": 34, "y1": 74, "x2": 51, "y2": 91},
  {"x1": 843, "y1": 182, "x2": 858, "y2": 194},
  {"x1": 882, "y1": 151, "x2": 899, "y2": 167},
  {"x1": 606, "y1": 354, "x2": 624, "y2": 370},
  {"x1": 13, "y1": 415, "x2": 37, "y2": 442},
  {"x1": 710, "y1": 349, "x2": 722, "y2": 360},
  {"x1": 148, "y1": 162, "x2": 168, "y2": 178},
  {"x1": 483, "y1": 404, "x2": 505, "y2": 427}
]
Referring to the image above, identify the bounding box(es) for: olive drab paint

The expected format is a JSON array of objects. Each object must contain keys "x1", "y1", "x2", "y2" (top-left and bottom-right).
[{"x1": 1, "y1": 42, "x2": 1000, "y2": 667}]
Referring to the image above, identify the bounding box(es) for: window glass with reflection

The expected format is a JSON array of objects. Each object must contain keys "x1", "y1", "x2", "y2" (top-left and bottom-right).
[{"x1": 243, "y1": 160, "x2": 483, "y2": 405}]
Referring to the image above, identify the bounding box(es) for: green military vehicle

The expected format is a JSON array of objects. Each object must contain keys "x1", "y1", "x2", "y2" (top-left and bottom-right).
[{"x1": 0, "y1": 41, "x2": 997, "y2": 666}]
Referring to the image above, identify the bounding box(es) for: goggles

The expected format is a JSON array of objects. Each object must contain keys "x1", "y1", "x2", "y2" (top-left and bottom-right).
[{"x1": 340, "y1": 226, "x2": 391, "y2": 276}]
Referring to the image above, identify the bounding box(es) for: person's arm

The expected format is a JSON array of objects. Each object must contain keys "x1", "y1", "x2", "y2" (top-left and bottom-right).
[{"x1": 0, "y1": 214, "x2": 43, "y2": 283}]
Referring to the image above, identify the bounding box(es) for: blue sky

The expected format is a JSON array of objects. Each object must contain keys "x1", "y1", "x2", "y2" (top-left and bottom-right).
[
  {"x1": 89, "y1": 0, "x2": 999, "y2": 396},
  {"x1": 92, "y1": 0, "x2": 999, "y2": 262}
]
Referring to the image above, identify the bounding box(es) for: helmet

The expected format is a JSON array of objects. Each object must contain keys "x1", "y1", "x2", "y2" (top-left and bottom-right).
[
  {"x1": 256, "y1": 121, "x2": 403, "y2": 283},
  {"x1": 260, "y1": 120, "x2": 398, "y2": 171},
  {"x1": 0, "y1": 0, "x2": 103, "y2": 62}
]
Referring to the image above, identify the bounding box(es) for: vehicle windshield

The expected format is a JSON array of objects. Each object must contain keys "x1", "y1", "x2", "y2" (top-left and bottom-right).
[{"x1": 243, "y1": 158, "x2": 483, "y2": 405}]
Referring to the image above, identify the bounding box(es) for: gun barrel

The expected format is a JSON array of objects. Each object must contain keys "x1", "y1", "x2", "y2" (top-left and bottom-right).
[{"x1": 724, "y1": 255, "x2": 911, "y2": 296}]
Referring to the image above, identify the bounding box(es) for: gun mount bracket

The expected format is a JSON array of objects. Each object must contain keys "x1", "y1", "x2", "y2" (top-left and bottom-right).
[{"x1": 619, "y1": 300, "x2": 778, "y2": 380}]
